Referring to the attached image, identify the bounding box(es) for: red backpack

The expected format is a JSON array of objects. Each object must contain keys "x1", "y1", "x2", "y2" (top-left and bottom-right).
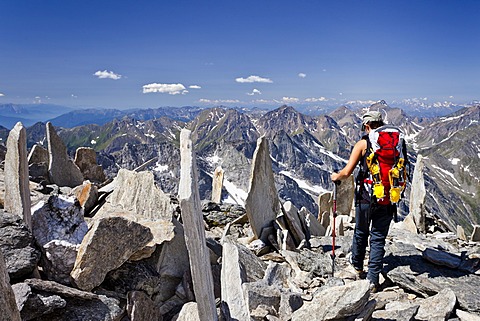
[{"x1": 365, "y1": 125, "x2": 408, "y2": 205}]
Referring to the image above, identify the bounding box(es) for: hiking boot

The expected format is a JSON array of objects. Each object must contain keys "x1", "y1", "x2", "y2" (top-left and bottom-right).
[
  {"x1": 369, "y1": 281, "x2": 378, "y2": 293},
  {"x1": 354, "y1": 268, "x2": 367, "y2": 280},
  {"x1": 349, "y1": 256, "x2": 366, "y2": 279}
]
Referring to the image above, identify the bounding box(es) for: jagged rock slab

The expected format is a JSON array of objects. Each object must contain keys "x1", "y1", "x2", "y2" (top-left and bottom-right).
[
  {"x1": 384, "y1": 239, "x2": 480, "y2": 313},
  {"x1": 415, "y1": 288, "x2": 456, "y2": 320},
  {"x1": 456, "y1": 309, "x2": 480, "y2": 321},
  {"x1": 96, "y1": 168, "x2": 173, "y2": 222},
  {"x1": 291, "y1": 280, "x2": 371, "y2": 321},
  {"x1": 13, "y1": 279, "x2": 123, "y2": 321},
  {"x1": 28, "y1": 144, "x2": 49, "y2": 164},
  {"x1": 178, "y1": 129, "x2": 218, "y2": 321},
  {"x1": 245, "y1": 136, "x2": 280, "y2": 239},
  {"x1": 4, "y1": 122, "x2": 32, "y2": 229},
  {"x1": 0, "y1": 212, "x2": 40, "y2": 280},
  {"x1": 299, "y1": 207, "x2": 325, "y2": 237},
  {"x1": 422, "y1": 247, "x2": 462, "y2": 269},
  {"x1": 371, "y1": 301, "x2": 419, "y2": 321},
  {"x1": 211, "y1": 166, "x2": 224, "y2": 203},
  {"x1": 409, "y1": 154, "x2": 426, "y2": 233},
  {"x1": 221, "y1": 241, "x2": 266, "y2": 321},
  {"x1": 0, "y1": 251, "x2": 21, "y2": 321},
  {"x1": 28, "y1": 144, "x2": 50, "y2": 183},
  {"x1": 318, "y1": 191, "x2": 332, "y2": 223},
  {"x1": 151, "y1": 218, "x2": 190, "y2": 302},
  {"x1": 74, "y1": 147, "x2": 106, "y2": 184},
  {"x1": 282, "y1": 201, "x2": 306, "y2": 246},
  {"x1": 46, "y1": 122, "x2": 84, "y2": 188},
  {"x1": 336, "y1": 175, "x2": 354, "y2": 216},
  {"x1": 71, "y1": 216, "x2": 153, "y2": 291}
]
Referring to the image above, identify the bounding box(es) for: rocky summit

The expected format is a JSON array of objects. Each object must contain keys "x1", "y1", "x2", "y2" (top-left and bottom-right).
[{"x1": 0, "y1": 114, "x2": 479, "y2": 321}]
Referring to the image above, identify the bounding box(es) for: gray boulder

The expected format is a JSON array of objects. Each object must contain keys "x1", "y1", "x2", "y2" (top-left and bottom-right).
[
  {"x1": 415, "y1": 288, "x2": 457, "y2": 321},
  {"x1": 0, "y1": 212, "x2": 40, "y2": 280},
  {"x1": 74, "y1": 147, "x2": 106, "y2": 184},
  {"x1": 12, "y1": 278, "x2": 123, "y2": 321},
  {"x1": 31, "y1": 194, "x2": 88, "y2": 247},
  {"x1": 291, "y1": 280, "x2": 371, "y2": 321},
  {"x1": 71, "y1": 216, "x2": 153, "y2": 291},
  {"x1": 0, "y1": 251, "x2": 21, "y2": 321}
]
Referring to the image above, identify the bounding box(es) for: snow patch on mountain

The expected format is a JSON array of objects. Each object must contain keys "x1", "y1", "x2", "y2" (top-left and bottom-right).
[
  {"x1": 279, "y1": 170, "x2": 328, "y2": 195},
  {"x1": 206, "y1": 154, "x2": 221, "y2": 164},
  {"x1": 153, "y1": 163, "x2": 169, "y2": 173},
  {"x1": 222, "y1": 178, "x2": 247, "y2": 206},
  {"x1": 450, "y1": 158, "x2": 460, "y2": 165},
  {"x1": 430, "y1": 164, "x2": 461, "y2": 186}
]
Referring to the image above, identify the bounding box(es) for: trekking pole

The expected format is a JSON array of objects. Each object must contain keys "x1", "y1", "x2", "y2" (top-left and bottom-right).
[{"x1": 332, "y1": 177, "x2": 341, "y2": 277}]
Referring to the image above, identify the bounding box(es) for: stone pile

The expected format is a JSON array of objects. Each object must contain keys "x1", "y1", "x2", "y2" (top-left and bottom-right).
[{"x1": 0, "y1": 127, "x2": 479, "y2": 320}]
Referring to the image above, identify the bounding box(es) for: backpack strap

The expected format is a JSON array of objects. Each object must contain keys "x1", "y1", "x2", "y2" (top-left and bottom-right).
[{"x1": 354, "y1": 135, "x2": 371, "y2": 206}]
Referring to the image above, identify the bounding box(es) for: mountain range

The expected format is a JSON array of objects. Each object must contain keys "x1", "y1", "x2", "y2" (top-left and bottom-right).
[
  {"x1": 0, "y1": 101, "x2": 478, "y2": 234},
  {"x1": 0, "y1": 99, "x2": 471, "y2": 129}
]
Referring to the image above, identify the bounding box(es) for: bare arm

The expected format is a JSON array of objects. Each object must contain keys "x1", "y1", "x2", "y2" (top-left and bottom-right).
[{"x1": 331, "y1": 139, "x2": 366, "y2": 181}]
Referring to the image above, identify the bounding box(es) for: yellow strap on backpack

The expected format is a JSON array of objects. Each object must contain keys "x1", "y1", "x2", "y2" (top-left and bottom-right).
[
  {"x1": 366, "y1": 152, "x2": 385, "y2": 199},
  {"x1": 388, "y1": 158, "x2": 406, "y2": 204}
]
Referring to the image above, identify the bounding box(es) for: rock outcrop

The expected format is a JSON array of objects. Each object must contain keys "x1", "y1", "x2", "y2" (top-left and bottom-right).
[
  {"x1": 46, "y1": 122, "x2": 84, "y2": 188},
  {"x1": 74, "y1": 147, "x2": 106, "y2": 184},
  {"x1": 245, "y1": 136, "x2": 281, "y2": 239},
  {"x1": 0, "y1": 251, "x2": 21, "y2": 321},
  {"x1": 178, "y1": 129, "x2": 217, "y2": 321},
  {"x1": 4, "y1": 122, "x2": 32, "y2": 229},
  {"x1": 409, "y1": 154, "x2": 426, "y2": 233}
]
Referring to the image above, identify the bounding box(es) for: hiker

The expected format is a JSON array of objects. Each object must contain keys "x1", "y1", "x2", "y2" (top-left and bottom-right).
[{"x1": 331, "y1": 110, "x2": 402, "y2": 291}]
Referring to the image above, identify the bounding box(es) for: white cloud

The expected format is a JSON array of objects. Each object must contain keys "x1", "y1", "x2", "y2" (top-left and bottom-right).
[
  {"x1": 247, "y1": 89, "x2": 262, "y2": 96},
  {"x1": 252, "y1": 99, "x2": 273, "y2": 104},
  {"x1": 199, "y1": 98, "x2": 240, "y2": 104},
  {"x1": 94, "y1": 70, "x2": 122, "y2": 80},
  {"x1": 449, "y1": 95, "x2": 454, "y2": 99},
  {"x1": 282, "y1": 97, "x2": 299, "y2": 103},
  {"x1": 0, "y1": 93, "x2": 4, "y2": 97},
  {"x1": 235, "y1": 75, "x2": 273, "y2": 83},
  {"x1": 298, "y1": 73, "x2": 307, "y2": 78},
  {"x1": 189, "y1": 85, "x2": 201, "y2": 89},
  {"x1": 143, "y1": 83, "x2": 188, "y2": 95},
  {"x1": 305, "y1": 97, "x2": 328, "y2": 102}
]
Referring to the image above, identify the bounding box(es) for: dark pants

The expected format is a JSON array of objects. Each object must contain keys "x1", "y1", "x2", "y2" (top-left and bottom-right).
[{"x1": 351, "y1": 203, "x2": 393, "y2": 285}]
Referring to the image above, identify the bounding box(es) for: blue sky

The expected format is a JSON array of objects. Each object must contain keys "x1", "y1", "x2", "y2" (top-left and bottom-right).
[{"x1": 1, "y1": 0, "x2": 479, "y2": 109}]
